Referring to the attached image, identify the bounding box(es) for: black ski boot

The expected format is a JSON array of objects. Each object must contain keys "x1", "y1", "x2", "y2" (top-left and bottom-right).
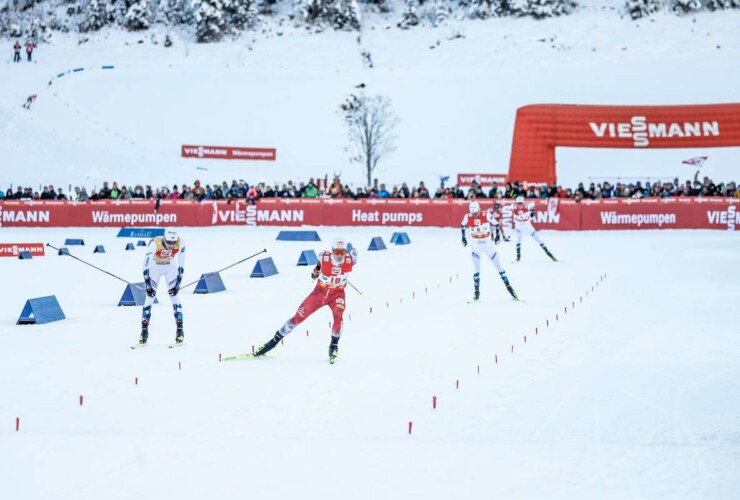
[
  {"x1": 255, "y1": 332, "x2": 282, "y2": 356},
  {"x1": 328, "y1": 336, "x2": 339, "y2": 364},
  {"x1": 500, "y1": 272, "x2": 519, "y2": 301},
  {"x1": 516, "y1": 244, "x2": 521, "y2": 262},
  {"x1": 138, "y1": 324, "x2": 149, "y2": 346},
  {"x1": 175, "y1": 321, "x2": 184, "y2": 345},
  {"x1": 541, "y1": 244, "x2": 558, "y2": 262}
]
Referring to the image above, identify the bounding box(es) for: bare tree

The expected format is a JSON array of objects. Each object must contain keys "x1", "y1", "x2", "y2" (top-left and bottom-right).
[{"x1": 340, "y1": 94, "x2": 399, "y2": 187}]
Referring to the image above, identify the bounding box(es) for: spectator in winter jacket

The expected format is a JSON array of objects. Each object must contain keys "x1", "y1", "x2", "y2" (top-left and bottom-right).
[
  {"x1": 40, "y1": 186, "x2": 54, "y2": 200},
  {"x1": 13, "y1": 41, "x2": 21, "y2": 63},
  {"x1": 98, "y1": 182, "x2": 112, "y2": 199},
  {"x1": 246, "y1": 186, "x2": 259, "y2": 204},
  {"x1": 192, "y1": 180, "x2": 205, "y2": 200},
  {"x1": 0, "y1": 188, "x2": 4, "y2": 199},
  {"x1": 487, "y1": 181, "x2": 500, "y2": 198},
  {"x1": 56, "y1": 188, "x2": 68, "y2": 200},
  {"x1": 110, "y1": 182, "x2": 121, "y2": 199},
  {"x1": 302, "y1": 180, "x2": 319, "y2": 198},
  {"x1": 378, "y1": 184, "x2": 390, "y2": 198},
  {"x1": 26, "y1": 42, "x2": 33, "y2": 62}
]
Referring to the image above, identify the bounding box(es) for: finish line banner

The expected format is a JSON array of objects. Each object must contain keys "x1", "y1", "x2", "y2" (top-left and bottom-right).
[
  {"x1": 0, "y1": 199, "x2": 737, "y2": 230},
  {"x1": 181, "y1": 145, "x2": 276, "y2": 161}
]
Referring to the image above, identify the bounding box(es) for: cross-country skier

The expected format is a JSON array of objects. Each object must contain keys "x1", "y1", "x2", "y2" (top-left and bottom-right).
[
  {"x1": 512, "y1": 196, "x2": 557, "y2": 262},
  {"x1": 136, "y1": 228, "x2": 186, "y2": 347},
  {"x1": 254, "y1": 238, "x2": 358, "y2": 363},
  {"x1": 491, "y1": 201, "x2": 510, "y2": 242},
  {"x1": 461, "y1": 201, "x2": 519, "y2": 302}
]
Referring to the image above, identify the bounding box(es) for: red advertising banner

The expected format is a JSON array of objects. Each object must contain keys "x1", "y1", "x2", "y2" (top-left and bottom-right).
[
  {"x1": 1, "y1": 199, "x2": 737, "y2": 230},
  {"x1": 579, "y1": 198, "x2": 740, "y2": 230},
  {"x1": 457, "y1": 174, "x2": 507, "y2": 187},
  {"x1": 0, "y1": 242, "x2": 46, "y2": 257},
  {"x1": 181, "y1": 145, "x2": 276, "y2": 161}
]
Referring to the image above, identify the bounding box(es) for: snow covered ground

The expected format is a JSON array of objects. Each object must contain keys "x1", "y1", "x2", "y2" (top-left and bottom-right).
[
  {"x1": 2, "y1": 4, "x2": 740, "y2": 191},
  {"x1": 0, "y1": 227, "x2": 738, "y2": 499}
]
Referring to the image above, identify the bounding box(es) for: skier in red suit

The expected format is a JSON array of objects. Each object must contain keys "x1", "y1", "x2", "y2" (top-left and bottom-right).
[{"x1": 254, "y1": 238, "x2": 358, "y2": 363}]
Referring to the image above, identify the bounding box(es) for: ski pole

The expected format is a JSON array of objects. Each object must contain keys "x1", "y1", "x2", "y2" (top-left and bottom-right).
[
  {"x1": 47, "y1": 243, "x2": 143, "y2": 290},
  {"x1": 180, "y1": 248, "x2": 268, "y2": 289},
  {"x1": 347, "y1": 280, "x2": 364, "y2": 295}
]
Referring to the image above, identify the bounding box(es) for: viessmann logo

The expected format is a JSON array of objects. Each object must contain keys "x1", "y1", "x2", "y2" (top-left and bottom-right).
[
  {"x1": 0, "y1": 206, "x2": 51, "y2": 226},
  {"x1": 589, "y1": 116, "x2": 720, "y2": 147},
  {"x1": 182, "y1": 146, "x2": 228, "y2": 157},
  {"x1": 707, "y1": 205, "x2": 738, "y2": 230}
]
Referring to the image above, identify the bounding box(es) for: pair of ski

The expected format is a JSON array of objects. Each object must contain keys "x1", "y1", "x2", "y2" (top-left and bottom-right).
[
  {"x1": 131, "y1": 342, "x2": 185, "y2": 349},
  {"x1": 467, "y1": 296, "x2": 525, "y2": 304},
  {"x1": 220, "y1": 353, "x2": 338, "y2": 364}
]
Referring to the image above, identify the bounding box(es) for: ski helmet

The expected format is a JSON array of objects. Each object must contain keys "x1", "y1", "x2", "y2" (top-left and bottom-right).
[
  {"x1": 164, "y1": 228, "x2": 179, "y2": 247},
  {"x1": 469, "y1": 201, "x2": 481, "y2": 214},
  {"x1": 332, "y1": 238, "x2": 348, "y2": 255},
  {"x1": 515, "y1": 196, "x2": 524, "y2": 204}
]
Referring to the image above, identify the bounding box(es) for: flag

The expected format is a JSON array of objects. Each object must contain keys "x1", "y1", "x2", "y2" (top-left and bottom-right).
[{"x1": 682, "y1": 156, "x2": 708, "y2": 168}]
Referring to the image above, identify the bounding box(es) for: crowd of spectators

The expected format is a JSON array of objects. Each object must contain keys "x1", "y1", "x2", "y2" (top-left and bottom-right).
[{"x1": 2, "y1": 175, "x2": 739, "y2": 203}]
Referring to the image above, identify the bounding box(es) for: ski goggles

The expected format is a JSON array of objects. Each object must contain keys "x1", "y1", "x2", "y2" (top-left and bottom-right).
[{"x1": 332, "y1": 248, "x2": 347, "y2": 256}]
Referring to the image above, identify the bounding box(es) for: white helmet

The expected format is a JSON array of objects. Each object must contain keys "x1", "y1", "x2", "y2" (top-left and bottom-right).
[
  {"x1": 468, "y1": 201, "x2": 481, "y2": 214},
  {"x1": 164, "y1": 228, "x2": 179, "y2": 246},
  {"x1": 515, "y1": 196, "x2": 524, "y2": 204},
  {"x1": 331, "y1": 238, "x2": 348, "y2": 254}
]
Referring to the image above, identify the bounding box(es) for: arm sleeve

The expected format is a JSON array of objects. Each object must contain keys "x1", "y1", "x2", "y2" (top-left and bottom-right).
[
  {"x1": 460, "y1": 214, "x2": 468, "y2": 237},
  {"x1": 350, "y1": 247, "x2": 358, "y2": 266}
]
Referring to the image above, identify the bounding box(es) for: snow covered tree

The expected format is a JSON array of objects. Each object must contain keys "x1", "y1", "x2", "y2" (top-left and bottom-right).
[
  {"x1": 192, "y1": 0, "x2": 227, "y2": 42},
  {"x1": 397, "y1": 0, "x2": 419, "y2": 28},
  {"x1": 468, "y1": 0, "x2": 510, "y2": 19},
  {"x1": 672, "y1": 0, "x2": 702, "y2": 14},
  {"x1": 705, "y1": 0, "x2": 740, "y2": 10},
  {"x1": 332, "y1": 0, "x2": 361, "y2": 30},
  {"x1": 123, "y1": 0, "x2": 152, "y2": 30},
  {"x1": 156, "y1": 0, "x2": 187, "y2": 25},
  {"x1": 626, "y1": 0, "x2": 662, "y2": 19},
  {"x1": 297, "y1": 0, "x2": 361, "y2": 31},
  {"x1": 78, "y1": 0, "x2": 116, "y2": 32},
  {"x1": 224, "y1": 0, "x2": 258, "y2": 30},
  {"x1": 432, "y1": 0, "x2": 451, "y2": 25},
  {"x1": 340, "y1": 94, "x2": 399, "y2": 187},
  {"x1": 510, "y1": 0, "x2": 577, "y2": 18}
]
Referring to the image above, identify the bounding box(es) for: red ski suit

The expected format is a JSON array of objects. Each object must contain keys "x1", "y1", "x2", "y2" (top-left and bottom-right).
[{"x1": 289, "y1": 250, "x2": 356, "y2": 336}]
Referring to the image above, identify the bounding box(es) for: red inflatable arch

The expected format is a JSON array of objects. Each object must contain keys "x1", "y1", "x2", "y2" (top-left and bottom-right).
[{"x1": 507, "y1": 103, "x2": 740, "y2": 184}]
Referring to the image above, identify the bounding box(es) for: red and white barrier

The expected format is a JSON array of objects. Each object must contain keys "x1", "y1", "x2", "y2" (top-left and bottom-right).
[{"x1": 0, "y1": 198, "x2": 737, "y2": 230}]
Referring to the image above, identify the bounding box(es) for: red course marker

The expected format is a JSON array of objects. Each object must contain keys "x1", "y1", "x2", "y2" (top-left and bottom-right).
[
  {"x1": 16, "y1": 417, "x2": 20, "y2": 431},
  {"x1": 79, "y1": 395, "x2": 84, "y2": 406},
  {"x1": 433, "y1": 396, "x2": 437, "y2": 409},
  {"x1": 408, "y1": 421, "x2": 413, "y2": 434}
]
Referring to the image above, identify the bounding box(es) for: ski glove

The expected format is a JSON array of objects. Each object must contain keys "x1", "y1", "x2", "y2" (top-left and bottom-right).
[
  {"x1": 144, "y1": 272, "x2": 156, "y2": 298},
  {"x1": 461, "y1": 237, "x2": 467, "y2": 247},
  {"x1": 494, "y1": 228, "x2": 501, "y2": 244},
  {"x1": 169, "y1": 267, "x2": 183, "y2": 296},
  {"x1": 311, "y1": 266, "x2": 320, "y2": 280}
]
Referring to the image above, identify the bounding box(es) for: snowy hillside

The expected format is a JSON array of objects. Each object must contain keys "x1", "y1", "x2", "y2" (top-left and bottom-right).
[{"x1": 3, "y1": 2, "x2": 740, "y2": 193}]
